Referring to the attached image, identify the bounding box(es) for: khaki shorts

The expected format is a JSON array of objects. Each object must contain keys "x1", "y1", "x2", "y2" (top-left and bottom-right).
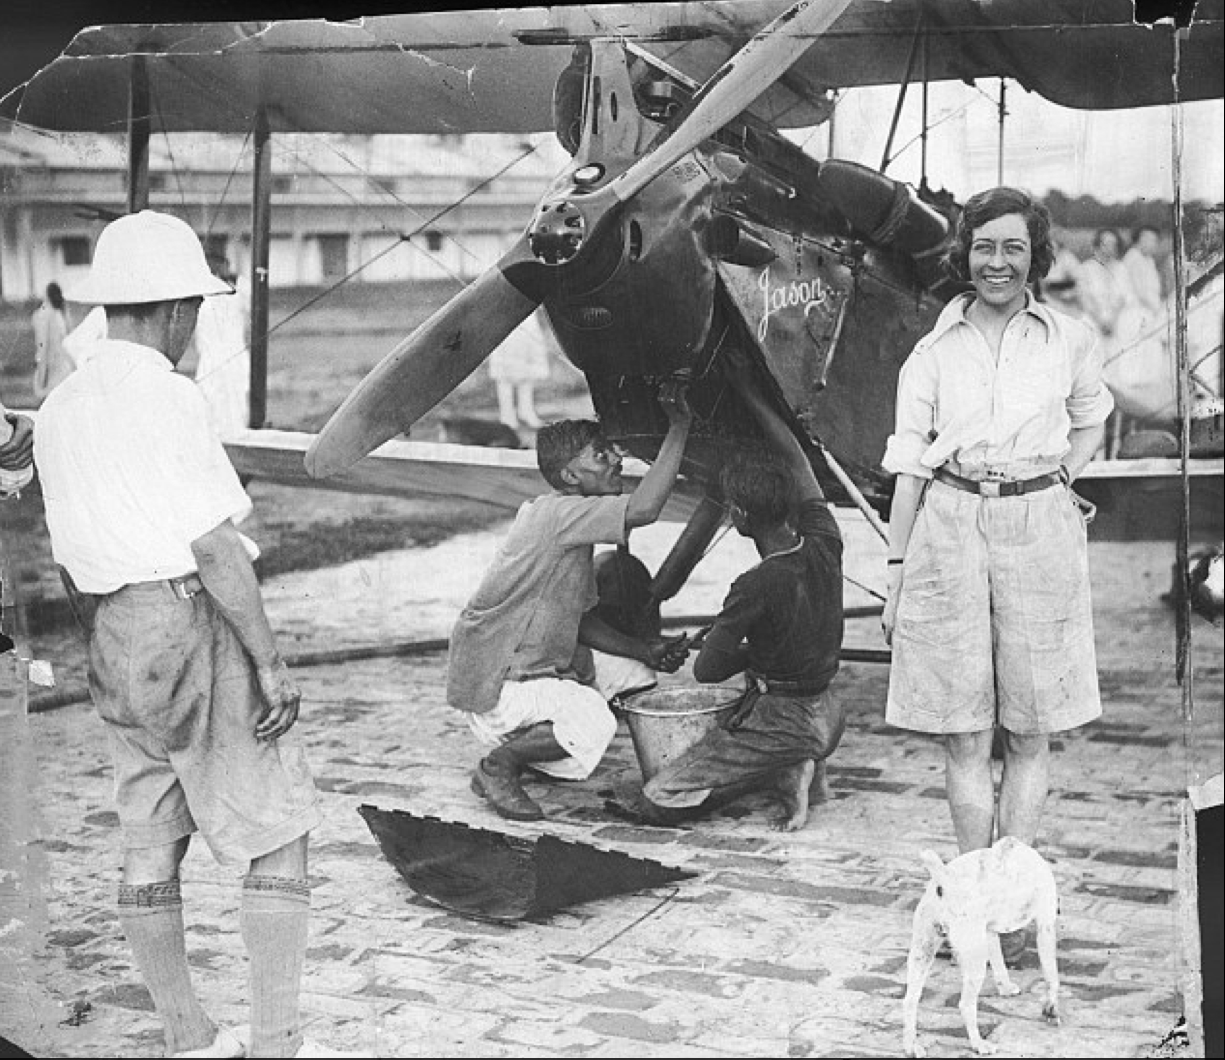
[
  {"x1": 886, "y1": 479, "x2": 1102, "y2": 736},
  {"x1": 645, "y1": 687, "x2": 845, "y2": 809},
  {"x1": 89, "y1": 581, "x2": 321, "y2": 867}
]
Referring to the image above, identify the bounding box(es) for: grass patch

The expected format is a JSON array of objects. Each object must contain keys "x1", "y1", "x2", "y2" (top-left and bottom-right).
[{"x1": 253, "y1": 509, "x2": 504, "y2": 578}]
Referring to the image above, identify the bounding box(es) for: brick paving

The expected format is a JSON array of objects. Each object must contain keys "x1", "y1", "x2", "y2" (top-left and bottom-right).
[{"x1": 2, "y1": 516, "x2": 1221, "y2": 1058}]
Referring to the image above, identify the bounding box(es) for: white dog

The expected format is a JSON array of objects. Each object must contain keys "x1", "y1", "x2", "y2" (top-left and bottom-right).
[{"x1": 901, "y1": 836, "x2": 1061, "y2": 1057}]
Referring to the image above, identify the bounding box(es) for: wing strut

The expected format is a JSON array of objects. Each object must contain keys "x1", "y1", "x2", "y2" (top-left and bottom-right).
[
  {"x1": 879, "y1": 10, "x2": 925, "y2": 174},
  {"x1": 249, "y1": 103, "x2": 272, "y2": 430},
  {"x1": 126, "y1": 55, "x2": 150, "y2": 212}
]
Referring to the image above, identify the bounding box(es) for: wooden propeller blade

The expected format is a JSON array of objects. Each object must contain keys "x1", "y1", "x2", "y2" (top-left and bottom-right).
[
  {"x1": 305, "y1": 244, "x2": 542, "y2": 479},
  {"x1": 605, "y1": 0, "x2": 853, "y2": 206}
]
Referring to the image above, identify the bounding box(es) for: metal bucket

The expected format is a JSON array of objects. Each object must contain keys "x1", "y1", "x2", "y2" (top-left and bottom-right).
[{"x1": 619, "y1": 687, "x2": 743, "y2": 781}]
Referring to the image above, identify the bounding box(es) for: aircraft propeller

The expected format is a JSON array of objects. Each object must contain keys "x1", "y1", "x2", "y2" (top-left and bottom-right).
[
  {"x1": 593, "y1": 0, "x2": 852, "y2": 209},
  {"x1": 303, "y1": 234, "x2": 546, "y2": 478},
  {"x1": 304, "y1": 0, "x2": 852, "y2": 479}
]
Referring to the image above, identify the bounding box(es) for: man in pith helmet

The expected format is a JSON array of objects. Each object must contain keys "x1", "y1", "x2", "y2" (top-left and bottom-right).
[{"x1": 34, "y1": 210, "x2": 356, "y2": 1059}]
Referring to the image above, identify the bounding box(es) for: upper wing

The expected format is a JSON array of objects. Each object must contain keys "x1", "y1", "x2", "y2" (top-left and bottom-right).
[
  {"x1": 4, "y1": 1, "x2": 1220, "y2": 133},
  {"x1": 791, "y1": 0, "x2": 1225, "y2": 109},
  {"x1": 1, "y1": 13, "x2": 573, "y2": 134}
]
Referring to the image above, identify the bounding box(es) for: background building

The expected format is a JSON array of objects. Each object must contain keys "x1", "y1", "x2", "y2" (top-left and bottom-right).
[{"x1": 0, "y1": 125, "x2": 568, "y2": 303}]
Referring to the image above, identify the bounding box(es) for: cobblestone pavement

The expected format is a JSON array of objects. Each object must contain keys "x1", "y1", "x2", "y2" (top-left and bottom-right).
[{"x1": 2, "y1": 515, "x2": 1221, "y2": 1059}]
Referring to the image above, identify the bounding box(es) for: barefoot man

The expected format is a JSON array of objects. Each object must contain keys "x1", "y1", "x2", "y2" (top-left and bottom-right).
[{"x1": 627, "y1": 363, "x2": 847, "y2": 830}]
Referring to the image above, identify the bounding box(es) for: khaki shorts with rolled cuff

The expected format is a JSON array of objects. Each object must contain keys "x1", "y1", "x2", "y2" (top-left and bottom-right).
[{"x1": 88, "y1": 577, "x2": 321, "y2": 867}]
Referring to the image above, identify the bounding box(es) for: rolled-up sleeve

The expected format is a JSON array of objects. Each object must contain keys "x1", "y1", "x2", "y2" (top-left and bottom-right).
[
  {"x1": 882, "y1": 347, "x2": 937, "y2": 479},
  {"x1": 1065, "y1": 321, "x2": 1115, "y2": 428}
]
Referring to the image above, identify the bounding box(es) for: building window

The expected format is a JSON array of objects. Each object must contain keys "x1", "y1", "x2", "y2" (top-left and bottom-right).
[
  {"x1": 424, "y1": 229, "x2": 444, "y2": 252},
  {"x1": 314, "y1": 234, "x2": 350, "y2": 282},
  {"x1": 55, "y1": 236, "x2": 92, "y2": 267}
]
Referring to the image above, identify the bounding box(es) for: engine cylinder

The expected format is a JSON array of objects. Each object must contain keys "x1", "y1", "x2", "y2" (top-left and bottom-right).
[{"x1": 816, "y1": 160, "x2": 948, "y2": 257}]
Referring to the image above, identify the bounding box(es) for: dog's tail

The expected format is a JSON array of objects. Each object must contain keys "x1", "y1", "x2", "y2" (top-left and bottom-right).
[{"x1": 920, "y1": 849, "x2": 945, "y2": 883}]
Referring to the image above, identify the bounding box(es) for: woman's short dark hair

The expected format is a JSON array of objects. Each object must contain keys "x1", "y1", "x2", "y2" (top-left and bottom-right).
[
  {"x1": 944, "y1": 186, "x2": 1054, "y2": 284},
  {"x1": 720, "y1": 445, "x2": 797, "y2": 531},
  {"x1": 536, "y1": 419, "x2": 603, "y2": 489}
]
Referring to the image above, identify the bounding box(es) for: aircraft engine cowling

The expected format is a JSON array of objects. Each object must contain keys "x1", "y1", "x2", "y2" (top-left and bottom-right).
[
  {"x1": 708, "y1": 215, "x2": 779, "y2": 268},
  {"x1": 816, "y1": 160, "x2": 948, "y2": 259},
  {"x1": 544, "y1": 158, "x2": 717, "y2": 380}
]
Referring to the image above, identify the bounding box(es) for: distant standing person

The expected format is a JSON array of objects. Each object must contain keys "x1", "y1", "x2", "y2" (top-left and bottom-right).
[
  {"x1": 31, "y1": 282, "x2": 76, "y2": 400},
  {"x1": 34, "y1": 211, "x2": 355, "y2": 1059},
  {"x1": 448, "y1": 384, "x2": 694, "y2": 822},
  {"x1": 1077, "y1": 227, "x2": 1138, "y2": 349},
  {"x1": 881, "y1": 187, "x2": 1114, "y2": 959},
  {"x1": 1122, "y1": 224, "x2": 1164, "y2": 314},
  {"x1": 489, "y1": 309, "x2": 551, "y2": 431},
  {"x1": 1077, "y1": 226, "x2": 1139, "y2": 455}
]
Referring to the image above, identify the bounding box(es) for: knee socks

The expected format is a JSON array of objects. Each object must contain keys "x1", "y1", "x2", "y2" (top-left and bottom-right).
[
  {"x1": 240, "y1": 874, "x2": 310, "y2": 1059},
  {"x1": 117, "y1": 879, "x2": 215, "y2": 1055}
]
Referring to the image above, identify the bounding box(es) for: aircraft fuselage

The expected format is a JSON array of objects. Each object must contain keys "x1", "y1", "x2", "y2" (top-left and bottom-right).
[{"x1": 529, "y1": 40, "x2": 955, "y2": 510}]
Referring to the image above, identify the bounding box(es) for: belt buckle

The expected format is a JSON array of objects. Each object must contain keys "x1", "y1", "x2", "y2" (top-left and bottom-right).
[
  {"x1": 171, "y1": 576, "x2": 200, "y2": 600},
  {"x1": 979, "y1": 480, "x2": 1002, "y2": 498}
]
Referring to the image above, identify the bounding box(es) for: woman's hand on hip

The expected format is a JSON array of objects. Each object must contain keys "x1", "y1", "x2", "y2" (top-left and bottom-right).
[{"x1": 881, "y1": 567, "x2": 902, "y2": 646}]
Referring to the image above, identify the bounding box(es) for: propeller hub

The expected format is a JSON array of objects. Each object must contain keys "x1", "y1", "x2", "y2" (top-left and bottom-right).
[{"x1": 529, "y1": 200, "x2": 586, "y2": 265}]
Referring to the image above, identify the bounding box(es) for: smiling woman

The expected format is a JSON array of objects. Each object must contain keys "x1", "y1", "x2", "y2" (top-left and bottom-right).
[{"x1": 877, "y1": 187, "x2": 1116, "y2": 954}]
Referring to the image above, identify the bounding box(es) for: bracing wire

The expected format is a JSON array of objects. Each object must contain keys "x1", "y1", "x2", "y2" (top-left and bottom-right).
[
  {"x1": 125, "y1": 46, "x2": 547, "y2": 387},
  {"x1": 203, "y1": 127, "x2": 254, "y2": 245},
  {"x1": 188, "y1": 137, "x2": 543, "y2": 390},
  {"x1": 263, "y1": 140, "x2": 542, "y2": 341},
  {"x1": 299, "y1": 132, "x2": 511, "y2": 272},
  {"x1": 152, "y1": 92, "x2": 191, "y2": 216}
]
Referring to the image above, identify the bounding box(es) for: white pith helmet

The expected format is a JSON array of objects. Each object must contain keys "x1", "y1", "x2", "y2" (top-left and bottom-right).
[{"x1": 69, "y1": 210, "x2": 233, "y2": 304}]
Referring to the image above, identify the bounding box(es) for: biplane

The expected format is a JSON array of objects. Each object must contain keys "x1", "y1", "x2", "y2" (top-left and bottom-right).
[{"x1": 3, "y1": 0, "x2": 1222, "y2": 604}]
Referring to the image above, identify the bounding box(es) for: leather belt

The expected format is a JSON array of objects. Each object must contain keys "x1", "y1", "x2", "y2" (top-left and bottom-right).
[
  {"x1": 107, "y1": 574, "x2": 205, "y2": 601},
  {"x1": 934, "y1": 466, "x2": 1062, "y2": 499},
  {"x1": 748, "y1": 672, "x2": 828, "y2": 697}
]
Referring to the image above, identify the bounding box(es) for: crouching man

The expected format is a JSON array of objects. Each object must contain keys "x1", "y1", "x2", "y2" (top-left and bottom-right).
[
  {"x1": 632, "y1": 378, "x2": 847, "y2": 831},
  {"x1": 448, "y1": 383, "x2": 694, "y2": 821}
]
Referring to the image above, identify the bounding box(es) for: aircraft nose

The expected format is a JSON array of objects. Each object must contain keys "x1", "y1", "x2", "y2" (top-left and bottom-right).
[{"x1": 530, "y1": 200, "x2": 586, "y2": 264}]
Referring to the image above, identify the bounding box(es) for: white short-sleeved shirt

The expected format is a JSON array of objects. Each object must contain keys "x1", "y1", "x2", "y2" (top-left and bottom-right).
[
  {"x1": 447, "y1": 491, "x2": 631, "y2": 715},
  {"x1": 34, "y1": 339, "x2": 256, "y2": 594},
  {"x1": 882, "y1": 292, "x2": 1115, "y2": 480}
]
